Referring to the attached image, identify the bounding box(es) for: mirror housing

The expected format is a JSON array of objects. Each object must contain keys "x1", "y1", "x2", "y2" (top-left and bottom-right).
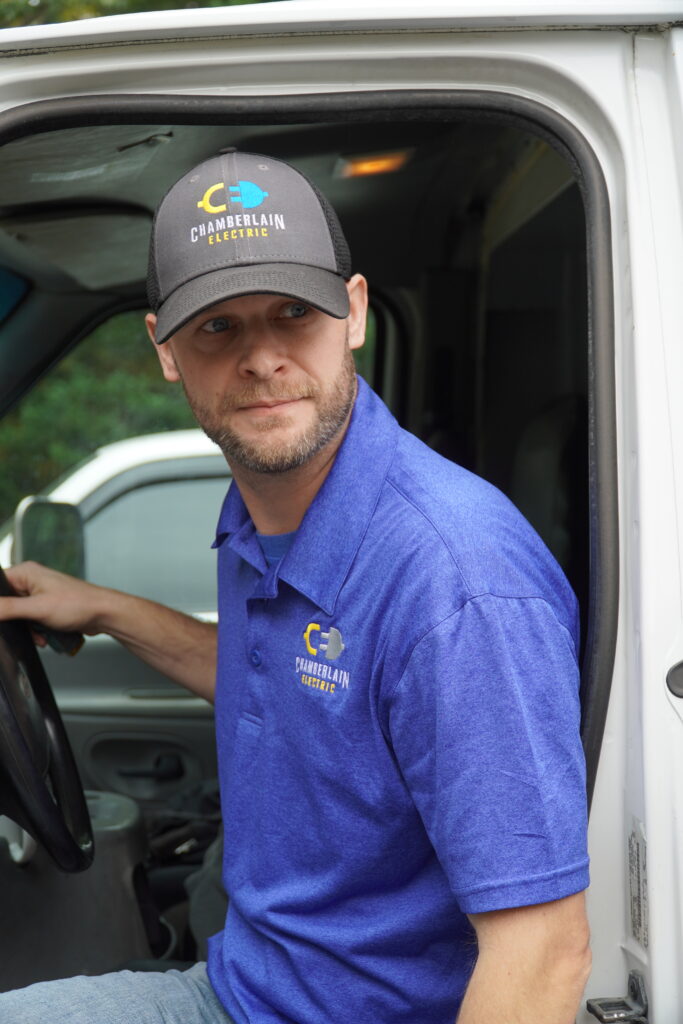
[{"x1": 13, "y1": 496, "x2": 86, "y2": 579}]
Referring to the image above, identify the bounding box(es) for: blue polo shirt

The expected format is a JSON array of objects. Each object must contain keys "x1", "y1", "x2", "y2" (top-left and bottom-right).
[{"x1": 207, "y1": 378, "x2": 589, "y2": 1024}]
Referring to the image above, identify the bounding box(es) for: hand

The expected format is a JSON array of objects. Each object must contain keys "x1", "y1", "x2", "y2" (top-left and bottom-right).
[
  {"x1": 0, "y1": 561, "x2": 107, "y2": 644},
  {"x1": 0, "y1": 562, "x2": 217, "y2": 698}
]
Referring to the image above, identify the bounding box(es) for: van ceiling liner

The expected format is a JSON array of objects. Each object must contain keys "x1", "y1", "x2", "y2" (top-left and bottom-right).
[
  {"x1": 0, "y1": 126, "x2": 174, "y2": 206},
  {"x1": 0, "y1": 208, "x2": 151, "y2": 290},
  {"x1": 0, "y1": 90, "x2": 617, "y2": 805}
]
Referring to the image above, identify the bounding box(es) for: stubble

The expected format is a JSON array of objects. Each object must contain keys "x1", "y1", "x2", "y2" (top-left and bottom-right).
[{"x1": 181, "y1": 346, "x2": 358, "y2": 474}]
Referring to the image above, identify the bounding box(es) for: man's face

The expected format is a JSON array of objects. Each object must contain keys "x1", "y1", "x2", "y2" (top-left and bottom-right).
[{"x1": 148, "y1": 275, "x2": 367, "y2": 475}]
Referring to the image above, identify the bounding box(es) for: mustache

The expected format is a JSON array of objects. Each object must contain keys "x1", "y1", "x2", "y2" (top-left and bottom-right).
[{"x1": 222, "y1": 381, "x2": 318, "y2": 411}]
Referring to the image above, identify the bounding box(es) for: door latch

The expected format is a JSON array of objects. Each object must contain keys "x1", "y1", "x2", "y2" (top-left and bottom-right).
[
  {"x1": 118, "y1": 752, "x2": 184, "y2": 782},
  {"x1": 586, "y1": 971, "x2": 648, "y2": 1023}
]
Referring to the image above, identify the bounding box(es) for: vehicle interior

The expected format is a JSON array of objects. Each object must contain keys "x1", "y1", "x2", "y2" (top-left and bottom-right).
[{"x1": 0, "y1": 97, "x2": 612, "y2": 989}]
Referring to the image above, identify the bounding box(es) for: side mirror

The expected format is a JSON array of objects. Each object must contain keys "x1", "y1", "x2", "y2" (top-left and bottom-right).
[{"x1": 12, "y1": 496, "x2": 85, "y2": 579}]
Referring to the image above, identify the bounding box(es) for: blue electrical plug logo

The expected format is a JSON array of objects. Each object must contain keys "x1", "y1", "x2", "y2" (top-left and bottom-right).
[{"x1": 229, "y1": 181, "x2": 269, "y2": 209}]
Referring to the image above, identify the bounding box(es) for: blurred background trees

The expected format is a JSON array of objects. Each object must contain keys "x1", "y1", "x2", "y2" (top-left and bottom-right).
[
  {"x1": 1, "y1": 0, "x2": 266, "y2": 29},
  {"x1": 0, "y1": 312, "x2": 197, "y2": 523}
]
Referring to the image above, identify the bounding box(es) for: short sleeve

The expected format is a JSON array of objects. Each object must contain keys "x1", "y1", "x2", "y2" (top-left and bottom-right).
[{"x1": 386, "y1": 593, "x2": 589, "y2": 913}]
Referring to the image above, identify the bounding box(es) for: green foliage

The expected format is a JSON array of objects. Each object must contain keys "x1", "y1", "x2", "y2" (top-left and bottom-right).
[
  {"x1": 0, "y1": 0, "x2": 266, "y2": 29},
  {"x1": 0, "y1": 311, "x2": 196, "y2": 523}
]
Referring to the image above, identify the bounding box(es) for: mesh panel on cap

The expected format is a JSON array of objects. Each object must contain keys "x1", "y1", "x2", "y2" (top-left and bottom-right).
[
  {"x1": 147, "y1": 223, "x2": 161, "y2": 311},
  {"x1": 296, "y1": 170, "x2": 353, "y2": 280}
]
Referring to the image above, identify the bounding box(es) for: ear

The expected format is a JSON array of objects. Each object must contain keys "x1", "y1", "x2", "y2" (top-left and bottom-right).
[
  {"x1": 345, "y1": 274, "x2": 368, "y2": 352},
  {"x1": 146, "y1": 312, "x2": 181, "y2": 382}
]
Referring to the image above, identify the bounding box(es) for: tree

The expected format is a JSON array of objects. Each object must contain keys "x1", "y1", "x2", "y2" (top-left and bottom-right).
[
  {"x1": 0, "y1": 311, "x2": 196, "y2": 524},
  {"x1": 0, "y1": 0, "x2": 266, "y2": 29}
]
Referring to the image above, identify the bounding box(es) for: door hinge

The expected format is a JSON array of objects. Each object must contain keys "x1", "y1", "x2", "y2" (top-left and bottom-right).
[{"x1": 586, "y1": 971, "x2": 648, "y2": 1023}]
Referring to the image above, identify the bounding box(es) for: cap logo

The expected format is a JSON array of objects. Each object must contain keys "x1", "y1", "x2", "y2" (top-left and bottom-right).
[{"x1": 197, "y1": 179, "x2": 270, "y2": 215}]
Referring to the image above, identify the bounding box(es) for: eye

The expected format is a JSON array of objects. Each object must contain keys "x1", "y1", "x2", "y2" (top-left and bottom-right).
[
  {"x1": 200, "y1": 316, "x2": 233, "y2": 334},
  {"x1": 281, "y1": 302, "x2": 310, "y2": 320}
]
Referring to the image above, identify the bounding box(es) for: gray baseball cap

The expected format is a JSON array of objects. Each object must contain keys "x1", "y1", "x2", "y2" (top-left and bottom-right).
[{"x1": 147, "y1": 149, "x2": 352, "y2": 344}]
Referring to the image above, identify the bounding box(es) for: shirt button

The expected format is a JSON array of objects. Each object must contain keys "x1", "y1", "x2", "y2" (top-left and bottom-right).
[{"x1": 250, "y1": 649, "x2": 262, "y2": 667}]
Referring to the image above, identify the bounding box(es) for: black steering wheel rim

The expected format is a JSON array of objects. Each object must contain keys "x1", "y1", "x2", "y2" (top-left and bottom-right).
[{"x1": 0, "y1": 568, "x2": 93, "y2": 872}]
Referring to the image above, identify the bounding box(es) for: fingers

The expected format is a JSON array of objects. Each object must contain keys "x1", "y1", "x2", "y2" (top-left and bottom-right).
[
  {"x1": 0, "y1": 562, "x2": 72, "y2": 624},
  {"x1": 4, "y1": 561, "x2": 54, "y2": 598},
  {"x1": 0, "y1": 562, "x2": 106, "y2": 640}
]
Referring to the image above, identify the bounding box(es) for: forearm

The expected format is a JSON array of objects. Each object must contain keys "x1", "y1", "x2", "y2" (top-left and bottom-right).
[
  {"x1": 458, "y1": 894, "x2": 592, "y2": 1024},
  {"x1": 456, "y1": 944, "x2": 590, "y2": 1024},
  {"x1": 94, "y1": 588, "x2": 217, "y2": 701}
]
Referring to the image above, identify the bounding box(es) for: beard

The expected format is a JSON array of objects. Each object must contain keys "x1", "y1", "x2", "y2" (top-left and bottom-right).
[{"x1": 181, "y1": 346, "x2": 358, "y2": 474}]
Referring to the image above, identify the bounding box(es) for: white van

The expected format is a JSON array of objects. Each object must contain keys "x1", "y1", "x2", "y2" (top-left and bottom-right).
[{"x1": 0, "y1": 3, "x2": 681, "y2": 1019}]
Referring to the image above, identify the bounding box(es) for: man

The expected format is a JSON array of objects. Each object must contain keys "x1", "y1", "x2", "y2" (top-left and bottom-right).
[{"x1": 0, "y1": 150, "x2": 591, "y2": 1023}]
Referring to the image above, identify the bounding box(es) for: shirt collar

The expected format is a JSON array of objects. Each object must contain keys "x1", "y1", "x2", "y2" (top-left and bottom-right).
[
  {"x1": 213, "y1": 377, "x2": 399, "y2": 613},
  {"x1": 213, "y1": 479, "x2": 265, "y2": 573}
]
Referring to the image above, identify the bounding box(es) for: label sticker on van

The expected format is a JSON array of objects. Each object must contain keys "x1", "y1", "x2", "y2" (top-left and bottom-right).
[{"x1": 629, "y1": 819, "x2": 649, "y2": 949}]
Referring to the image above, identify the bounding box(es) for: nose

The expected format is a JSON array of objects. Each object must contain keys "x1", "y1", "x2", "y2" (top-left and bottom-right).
[{"x1": 236, "y1": 323, "x2": 287, "y2": 380}]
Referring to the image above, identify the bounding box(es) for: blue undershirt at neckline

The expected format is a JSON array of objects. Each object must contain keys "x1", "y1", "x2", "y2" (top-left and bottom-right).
[{"x1": 255, "y1": 530, "x2": 297, "y2": 567}]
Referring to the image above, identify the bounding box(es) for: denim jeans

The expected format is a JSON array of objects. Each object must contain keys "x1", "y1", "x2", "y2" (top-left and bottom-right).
[{"x1": 0, "y1": 962, "x2": 235, "y2": 1024}]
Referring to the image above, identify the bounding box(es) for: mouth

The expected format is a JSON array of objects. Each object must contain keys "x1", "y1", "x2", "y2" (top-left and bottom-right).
[{"x1": 238, "y1": 397, "x2": 304, "y2": 412}]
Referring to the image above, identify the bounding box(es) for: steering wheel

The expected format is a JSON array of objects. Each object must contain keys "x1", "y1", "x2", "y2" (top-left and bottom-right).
[{"x1": 0, "y1": 568, "x2": 94, "y2": 872}]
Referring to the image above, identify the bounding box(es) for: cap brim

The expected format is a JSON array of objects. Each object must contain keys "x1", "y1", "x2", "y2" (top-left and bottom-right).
[{"x1": 154, "y1": 263, "x2": 350, "y2": 344}]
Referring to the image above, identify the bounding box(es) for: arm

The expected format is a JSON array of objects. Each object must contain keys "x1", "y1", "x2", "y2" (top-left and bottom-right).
[
  {"x1": 457, "y1": 892, "x2": 591, "y2": 1024},
  {"x1": 0, "y1": 561, "x2": 217, "y2": 701}
]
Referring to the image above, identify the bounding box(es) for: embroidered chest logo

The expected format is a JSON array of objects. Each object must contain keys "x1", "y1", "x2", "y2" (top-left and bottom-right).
[{"x1": 295, "y1": 622, "x2": 350, "y2": 695}]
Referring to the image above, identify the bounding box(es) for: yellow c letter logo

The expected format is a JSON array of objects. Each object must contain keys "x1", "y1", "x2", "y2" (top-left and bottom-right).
[
  {"x1": 197, "y1": 182, "x2": 227, "y2": 214},
  {"x1": 303, "y1": 623, "x2": 320, "y2": 656}
]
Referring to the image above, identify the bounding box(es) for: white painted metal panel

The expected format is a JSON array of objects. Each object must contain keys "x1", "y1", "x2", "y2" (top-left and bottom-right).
[{"x1": 0, "y1": 1, "x2": 681, "y2": 53}]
